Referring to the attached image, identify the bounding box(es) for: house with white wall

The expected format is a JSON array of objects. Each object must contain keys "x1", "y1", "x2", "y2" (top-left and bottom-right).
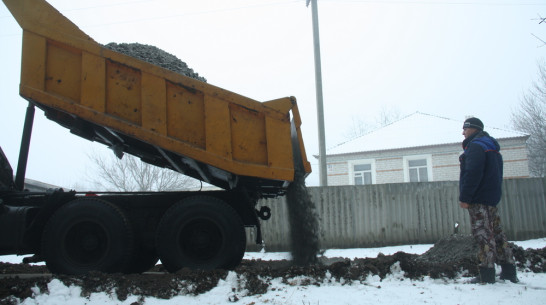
[{"x1": 325, "y1": 112, "x2": 530, "y2": 186}]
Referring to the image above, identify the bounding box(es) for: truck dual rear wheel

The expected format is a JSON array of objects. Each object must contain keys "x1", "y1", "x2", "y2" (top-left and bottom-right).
[
  {"x1": 41, "y1": 198, "x2": 134, "y2": 275},
  {"x1": 155, "y1": 196, "x2": 246, "y2": 272}
]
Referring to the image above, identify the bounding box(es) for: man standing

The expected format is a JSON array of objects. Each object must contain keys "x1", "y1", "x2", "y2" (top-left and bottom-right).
[{"x1": 459, "y1": 117, "x2": 518, "y2": 284}]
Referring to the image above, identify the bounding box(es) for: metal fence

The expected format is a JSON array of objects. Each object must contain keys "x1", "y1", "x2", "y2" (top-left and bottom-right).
[{"x1": 246, "y1": 178, "x2": 546, "y2": 252}]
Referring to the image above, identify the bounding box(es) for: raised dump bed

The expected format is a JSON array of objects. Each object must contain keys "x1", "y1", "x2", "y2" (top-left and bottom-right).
[
  {"x1": 4, "y1": 0, "x2": 311, "y2": 196},
  {"x1": 0, "y1": 0, "x2": 316, "y2": 275}
]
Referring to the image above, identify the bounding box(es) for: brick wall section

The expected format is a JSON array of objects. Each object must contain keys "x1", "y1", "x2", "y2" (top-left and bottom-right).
[
  {"x1": 326, "y1": 136, "x2": 529, "y2": 185},
  {"x1": 500, "y1": 138, "x2": 530, "y2": 178},
  {"x1": 376, "y1": 156, "x2": 404, "y2": 184}
]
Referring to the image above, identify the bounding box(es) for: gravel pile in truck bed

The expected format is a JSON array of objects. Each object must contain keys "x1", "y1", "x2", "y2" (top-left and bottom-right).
[{"x1": 104, "y1": 42, "x2": 207, "y2": 82}]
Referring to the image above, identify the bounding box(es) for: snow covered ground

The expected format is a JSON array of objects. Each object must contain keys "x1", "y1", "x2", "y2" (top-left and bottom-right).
[{"x1": 2, "y1": 238, "x2": 546, "y2": 305}]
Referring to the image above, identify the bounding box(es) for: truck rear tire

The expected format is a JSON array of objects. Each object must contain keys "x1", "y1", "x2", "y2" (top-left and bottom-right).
[
  {"x1": 155, "y1": 196, "x2": 246, "y2": 272},
  {"x1": 41, "y1": 198, "x2": 134, "y2": 275}
]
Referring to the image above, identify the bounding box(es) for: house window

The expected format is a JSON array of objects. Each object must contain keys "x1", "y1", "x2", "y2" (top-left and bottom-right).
[
  {"x1": 408, "y1": 159, "x2": 428, "y2": 182},
  {"x1": 354, "y1": 164, "x2": 372, "y2": 185},
  {"x1": 403, "y1": 155, "x2": 433, "y2": 183},
  {"x1": 349, "y1": 160, "x2": 375, "y2": 185}
]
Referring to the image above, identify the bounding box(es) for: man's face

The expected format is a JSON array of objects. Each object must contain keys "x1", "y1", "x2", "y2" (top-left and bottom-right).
[{"x1": 462, "y1": 127, "x2": 478, "y2": 139}]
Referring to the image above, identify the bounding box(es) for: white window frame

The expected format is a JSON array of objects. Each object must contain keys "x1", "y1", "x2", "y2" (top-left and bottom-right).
[
  {"x1": 403, "y1": 154, "x2": 433, "y2": 182},
  {"x1": 348, "y1": 159, "x2": 376, "y2": 185}
]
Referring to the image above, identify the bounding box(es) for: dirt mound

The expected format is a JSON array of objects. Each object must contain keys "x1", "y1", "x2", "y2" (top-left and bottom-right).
[
  {"x1": 1, "y1": 234, "x2": 544, "y2": 303},
  {"x1": 413, "y1": 234, "x2": 480, "y2": 277}
]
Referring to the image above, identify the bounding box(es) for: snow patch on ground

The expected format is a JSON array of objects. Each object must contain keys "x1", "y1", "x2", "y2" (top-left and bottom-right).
[{"x1": 4, "y1": 238, "x2": 546, "y2": 305}]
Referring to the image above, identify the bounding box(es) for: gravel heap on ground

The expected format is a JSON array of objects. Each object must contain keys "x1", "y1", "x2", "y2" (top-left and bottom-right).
[
  {"x1": 104, "y1": 42, "x2": 207, "y2": 82},
  {"x1": 416, "y1": 234, "x2": 478, "y2": 265}
]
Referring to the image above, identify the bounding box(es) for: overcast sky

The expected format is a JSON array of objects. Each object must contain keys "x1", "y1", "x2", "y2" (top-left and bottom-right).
[{"x1": 0, "y1": 0, "x2": 544, "y2": 187}]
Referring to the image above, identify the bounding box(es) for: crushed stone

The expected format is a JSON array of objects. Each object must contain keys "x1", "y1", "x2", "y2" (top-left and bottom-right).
[
  {"x1": 285, "y1": 160, "x2": 321, "y2": 266},
  {"x1": 104, "y1": 42, "x2": 207, "y2": 82}
]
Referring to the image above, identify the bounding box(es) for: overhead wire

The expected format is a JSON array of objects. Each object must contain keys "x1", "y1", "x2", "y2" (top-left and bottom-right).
[
  {"x1": 1, "y1": 0, "x2": 544, "y2": 36},
  {"x1": 0, "y1": 0, "x2": 302, "y2": 29},
  {"x1": 79, "y1": 0, "x2": 302, "y2": 28},
  {"x1": 321, "y1": 0, "x2": 546, "y2": 6}
]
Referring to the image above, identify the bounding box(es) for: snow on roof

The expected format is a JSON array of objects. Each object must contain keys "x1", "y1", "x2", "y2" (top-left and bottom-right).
[{"x1": 327, "y1": 112, "x2": 527, "y2": 156}]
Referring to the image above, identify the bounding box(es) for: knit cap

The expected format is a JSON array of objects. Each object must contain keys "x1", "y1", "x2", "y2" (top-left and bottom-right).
[{"x1": 463, "y1": 117, "x2": 484, "y2": 131}]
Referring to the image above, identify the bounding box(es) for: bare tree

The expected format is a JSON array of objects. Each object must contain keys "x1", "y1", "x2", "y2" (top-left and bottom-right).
[
  {"x1": 376, "y1": 106, "x2": 402, "y2": 127},
  {"x1": 342, "y1": 106, "x2": 402, "y2": 141},
  {"x1": 343, "y1": 116, "x2": 374, "y2": 140},
  {"x1": 87, "y1": 150, "x2": 199, "y2": 191},
  {"x1": 511, "y1": 61, "x2": 546, "y2": 177}
]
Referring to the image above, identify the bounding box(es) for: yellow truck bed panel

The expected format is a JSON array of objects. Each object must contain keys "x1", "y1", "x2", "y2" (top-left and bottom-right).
[{"x1": 3, "y1": 0, "x2": 311, "y2": 195}]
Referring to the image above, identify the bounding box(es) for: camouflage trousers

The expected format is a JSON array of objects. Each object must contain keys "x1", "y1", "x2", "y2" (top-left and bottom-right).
[{"x1": 468, "y1": 204, "x2": 515, "y2": 268}]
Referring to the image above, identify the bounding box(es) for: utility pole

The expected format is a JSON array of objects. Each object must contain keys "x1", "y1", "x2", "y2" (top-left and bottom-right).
[{"x1": 306, "y1": 0, "x2": 327, "y2": 186}]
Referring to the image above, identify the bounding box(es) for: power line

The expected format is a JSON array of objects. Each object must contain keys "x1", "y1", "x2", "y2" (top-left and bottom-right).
[
  {"x1": 1, "y1": 0, "x2": 543, "y2": 35},
  {"x1": 64, "y1": 0, "x2": 299, "y2": 12},
  {"x1": 0, "y1": 0, "x2": 299, "y2": 20},
  {"x1": 531, "y1": 14, "x2": 546, "y2": 47},
  {"x1": 0, "y1": 0, "x2": 301, "y2": 35},
  {"x1": 533, "y1": 14, "x2": 546, "y2": 24},
  {"x1": 322, "y1": 0, "x2": 546, "y2": 6},
  {"x1": 52, "y1": 0, "x2": 156, "y2": 12},
  {"x1": 80, "y1": 1, "x2": 301, "y2": 28},
  {"x1": 531, "y1": 33, "x2": 546, "y2": 47},
  {"x1": 0, "y1": 0, "x2": 152, "y2": 19}
]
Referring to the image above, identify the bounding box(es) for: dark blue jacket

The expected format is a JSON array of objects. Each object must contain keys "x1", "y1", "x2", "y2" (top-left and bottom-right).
[{"x1": 459, "y1": 131, "x2": 503, "y2": 206}]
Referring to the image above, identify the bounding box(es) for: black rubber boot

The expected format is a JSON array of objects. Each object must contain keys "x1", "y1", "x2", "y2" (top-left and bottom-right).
[
  {"x1": 499, "y1": 263, "x2": 519, "y2": 283},
  {"x1": 469, "y1": 267, "x2": 495, "y2": 284}
]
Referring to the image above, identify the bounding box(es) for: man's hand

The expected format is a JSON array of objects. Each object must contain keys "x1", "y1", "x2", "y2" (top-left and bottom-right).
[{"x1": 459, "y1": 202, "x2": 470, "y2": 209}]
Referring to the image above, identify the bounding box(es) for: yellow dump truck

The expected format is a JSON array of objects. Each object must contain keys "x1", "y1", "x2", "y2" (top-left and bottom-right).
[{"x1": 0, "y1": 0, "x2": 311, "y2": 274}]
